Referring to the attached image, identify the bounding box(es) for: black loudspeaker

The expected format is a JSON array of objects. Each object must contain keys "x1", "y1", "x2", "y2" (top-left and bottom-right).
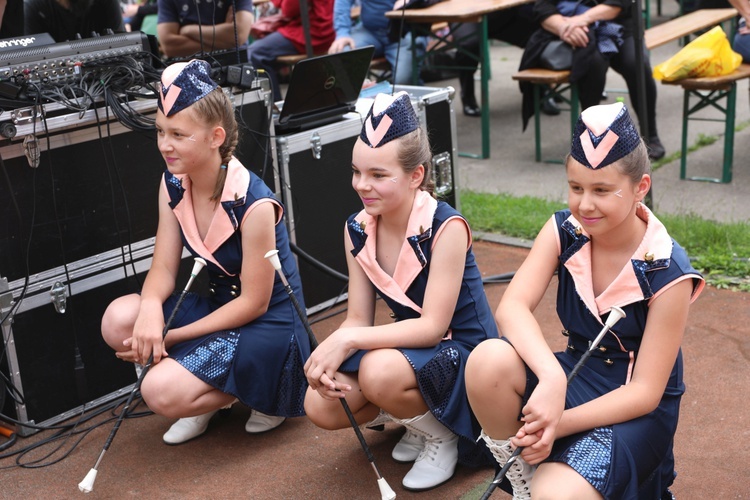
[
  {"x1": 0, "y1": 87, "x2": 273, "y2": 434},
  {"x1": 275, "y1": 86, "x2": 459, "y2": 313}
]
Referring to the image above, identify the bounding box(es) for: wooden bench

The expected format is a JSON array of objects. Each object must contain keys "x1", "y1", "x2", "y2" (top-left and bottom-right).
[
  {"x1": 511, "y1": 69, "x2": 578, "y2": 162},
  {"x1": 512, "y1": 7, "x2": 738, "y2": 163},
  {"x1": 662, "y1": 63, "x2": 750, "y2": 183}
]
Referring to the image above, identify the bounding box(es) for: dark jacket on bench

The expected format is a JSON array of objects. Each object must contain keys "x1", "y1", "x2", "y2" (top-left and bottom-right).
[{"x1": 518, "y1": 0, "x2": 634, "y2": 129}]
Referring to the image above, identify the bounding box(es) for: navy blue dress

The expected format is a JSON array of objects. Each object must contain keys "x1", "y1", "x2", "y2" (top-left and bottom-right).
[
  {"x1": 517, "y1": 206, "x2": 705, "y2": 499},
  {"x1": 339, "y1": 191, "x2": 499, "y2": 466},
  {"x1": 161, "y1": 160, "x2": 311, "y2": 417}
]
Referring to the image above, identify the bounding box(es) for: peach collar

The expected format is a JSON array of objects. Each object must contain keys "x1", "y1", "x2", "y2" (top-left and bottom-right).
[
  {"x1": 351, "y1": 191, "x2": 438, "y2": 312},
  {"x1": 562, "y1": 203, "x2": 674, "y2": 321},
  {"x1": 167, "y1": 158, "x2": 251, "y2": 271}
]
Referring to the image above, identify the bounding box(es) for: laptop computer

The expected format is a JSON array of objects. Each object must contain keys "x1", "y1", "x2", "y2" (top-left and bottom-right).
[{"x1": 275, "y1": 45, "x2": 375, "y2": 134}]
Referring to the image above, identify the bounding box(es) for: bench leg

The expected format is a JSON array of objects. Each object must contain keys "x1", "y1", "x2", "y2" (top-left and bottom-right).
[
  {"x1": 721, "y1": 83, "x2": 736, "y2": 183},
  {"x1": 531, "y1": 82, "x2": 578, "y2": 163},
  {"x1": 570, "y1": 83, "x2": 579, "y2": 137},
  {"x1": 680, "y1": 86, "x2": 735, "y2": 183},
  {"x1": 533, "y1": 84, "x2": 542, "y2": 162},
  {"x1": 679, "y1": 89, "x2": 690, "y2": 180},
  {"x1": 480, "y1": 16, "x2": 491, "y2": 159}
]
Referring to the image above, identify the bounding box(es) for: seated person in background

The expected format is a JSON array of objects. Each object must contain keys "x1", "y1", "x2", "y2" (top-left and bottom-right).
[
  {"x1": 329, "y1": 0, "x2": 420, "y2": 85},
  {"x1": 518, "y1": 0, "x2": 666, "y2": 160},
  {"x1": 157, "y1": 0, "x2": 253, "y2": 58},
  {"x1": 247, "y1": 0, "x2": 335, "y2": 102},
  {"x1": 24, "y1": 0, "x2": 125, "y2": 42},
  {"x1": 1, "y1": 0, "x2": 24, "y2": 38},
  {"x1": 122, "y1": 0, "x2": 157, "y2": 32},
  {"x1": 727, "y1": 0, "x2": 750, "y2": 61},
  {"x1": 452, "y1": 6, "x2": 561, "y2": 117}
]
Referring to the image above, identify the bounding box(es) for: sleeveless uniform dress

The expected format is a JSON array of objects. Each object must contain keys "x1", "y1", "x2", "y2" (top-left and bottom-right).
[
  {"x1": 160, "y1": 159, "x2": 311, "y2": 417},
  {"x1": 339, "y1": 191, "x2": 499, "y2": 466},
  {"x1": 515, "y1": 205, "x2": 704, "y2": 499}
]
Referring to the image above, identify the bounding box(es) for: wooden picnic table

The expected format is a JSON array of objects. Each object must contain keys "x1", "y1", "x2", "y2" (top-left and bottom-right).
[{"x1": 386, "y1": 0, "x2": 535, "y2": 159}]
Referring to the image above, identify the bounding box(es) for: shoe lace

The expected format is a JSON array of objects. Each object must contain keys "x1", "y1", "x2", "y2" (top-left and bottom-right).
[
  {"x1": 505, "y1": 461, "x2": 533, "y2": 500},
  {"x1": 480, "y1": 432, "x2": 534, "y2": 499},
  {"x1": 402, "y1": 429, "x2": 423, "y2": 446},
  {"x1": 414, "y1": 435, "x2": 441, "y2": 463}
]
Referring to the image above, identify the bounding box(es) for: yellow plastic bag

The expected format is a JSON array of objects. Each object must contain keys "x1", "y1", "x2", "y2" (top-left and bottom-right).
[{"x1": 653, "y1": 26, "x2": 742, "y2": 82}]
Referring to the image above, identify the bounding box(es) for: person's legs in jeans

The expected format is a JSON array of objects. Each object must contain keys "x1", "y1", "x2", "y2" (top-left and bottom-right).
[
  {"x1": 385, "y1": 32, "x2": 421, "y2": 85},
  {"x1": 247, "y1": 32, "x2": 299, "y2": 101},
  {"x1": 733, "y1": 32, "x2": 750, "y2": 62},
  {"x1": 349, "y1": 23, "x2": 387, "y2": 56},
  {"x1": 350, "y1": 24, "x2": 417, "y2": 85}
]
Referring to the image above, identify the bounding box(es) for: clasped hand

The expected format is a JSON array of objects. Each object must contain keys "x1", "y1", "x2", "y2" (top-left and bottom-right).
[
  {"x1": 558, "y1": 15, "x2": 589, "y2": 48},
  {"x1": 512, "y1": 378, "x2": 566, "y2": 464},
  {"x1": 303, "y1": 329, "x2": 353, "y2": 400},
  {"x1": 115, "y1": 311, "x2": 169, "y2": 365}
]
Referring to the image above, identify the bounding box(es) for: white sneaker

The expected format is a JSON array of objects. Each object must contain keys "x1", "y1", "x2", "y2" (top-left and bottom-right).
[
  {"x1": 244, "y1": 410, "x2": 286, "y2": 434},
  {"x1": 392, "y1": 428, "x2": 425, "y2": 463},
  {"x1": 162, "y1": 410, "x2": 219, "y2": 445}
]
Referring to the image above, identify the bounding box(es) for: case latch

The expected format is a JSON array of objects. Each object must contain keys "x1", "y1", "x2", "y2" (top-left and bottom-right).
[
  {"x1": 310, "y1": 132, "x2": 322, "y2": 160},
  {"x1": 23, "y1": 134, "x2": 40, "y2": 169},
  {"x1": 432, "y1": 152, "x2": 453, "y2": 197},
  {"x1": 50, "y1": 281, "x2": 68, "y2": 314}
]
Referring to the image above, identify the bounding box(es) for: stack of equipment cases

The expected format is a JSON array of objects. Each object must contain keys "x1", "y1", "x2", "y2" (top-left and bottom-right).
[
  {"x1": 0, "y1": 84, "x2": 275, "y2": 436},
  {"x1": 275, "y1": 84, "x2": 458, "y2": 314}
]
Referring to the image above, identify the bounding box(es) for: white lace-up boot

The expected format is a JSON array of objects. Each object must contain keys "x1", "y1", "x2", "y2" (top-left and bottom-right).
[
  {"x1": 360, "y1": 409, "x2": 424, "y2": 462},
  {"x1": 395, "y1": 411, "x2": 459, "y2": 490},
  {"x1": 162, "y1": 410, "x2": 219, "y2": 445},
  {"x1": 244, "y1": 410, "x2": 286, "y2": 434},
  {"x1": 479, "y1": 430, "x2": 535, "y2": 499},
  {"x1": 391, "y1": 428, "x2": 425, "y2": 463}
]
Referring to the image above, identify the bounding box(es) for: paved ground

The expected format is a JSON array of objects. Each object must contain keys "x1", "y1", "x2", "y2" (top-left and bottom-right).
[
  {"x1": 2, "y1": 2, "x2": 750, "y2": 498},
  {"x1": 2, "y1": 241, "x2": 748, "y2": 499}
]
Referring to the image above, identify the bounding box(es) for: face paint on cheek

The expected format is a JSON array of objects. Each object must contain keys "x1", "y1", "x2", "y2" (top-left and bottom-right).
[
  {"x1": 188, "y1": 134, "x2": 196, "y2": 142},
  {"x1": 614, "y1": 190, "x2": 623, "y2": 198},
  {"x1": 391, "y1": 177, "x2": 398, "y2": 183}
]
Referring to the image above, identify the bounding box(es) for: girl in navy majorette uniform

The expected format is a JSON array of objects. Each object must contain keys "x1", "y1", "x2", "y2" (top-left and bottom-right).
[
  {"x1": 102, "y1": 60, "x2": 310, "y2": 444},
  {"x1": 466, "y1": 102, "x2": 704, "y2": 499},
  {"x1": 303, "y1": 92, "x2": 499, "y2": 491}
]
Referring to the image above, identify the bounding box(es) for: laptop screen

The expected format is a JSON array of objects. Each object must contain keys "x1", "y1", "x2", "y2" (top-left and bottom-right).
[{"x1": 277, "y1": 45, "x2": 375, "y2": 131}]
